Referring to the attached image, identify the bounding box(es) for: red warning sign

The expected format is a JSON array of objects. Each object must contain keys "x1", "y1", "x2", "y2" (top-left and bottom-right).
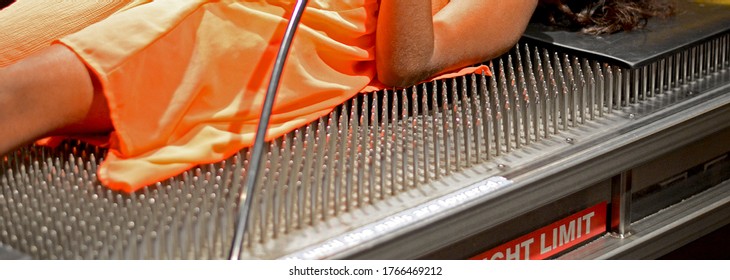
[{"x1": 471, "y1": 202, "x2": 607, "y2": 260}]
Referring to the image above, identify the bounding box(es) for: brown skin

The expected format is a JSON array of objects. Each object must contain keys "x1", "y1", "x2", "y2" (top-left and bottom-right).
[
  {"x1": 0, "y1": 45, "x2": 106, "y2": 154},
  {"x1": 0, "y1": 1, "x2": 538, "y2": 155},
  {"x1": 376, "y1": 0, "x2": 539, "y2": 87}
]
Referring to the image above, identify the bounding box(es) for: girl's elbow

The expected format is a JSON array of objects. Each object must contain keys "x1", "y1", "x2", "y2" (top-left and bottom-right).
[{"x1": 376, "y1": 60, "x2": 431, "y2": 88}]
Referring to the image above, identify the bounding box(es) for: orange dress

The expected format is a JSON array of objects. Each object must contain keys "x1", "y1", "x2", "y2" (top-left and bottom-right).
[{"x1": 3, "y1": 0, "x2": 485, "y2": 192}]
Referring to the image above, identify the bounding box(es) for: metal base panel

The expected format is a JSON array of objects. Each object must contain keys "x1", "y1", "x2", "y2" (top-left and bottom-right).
[{"x1": 558, "y1": 178, "x2": 730, "y2": 259}]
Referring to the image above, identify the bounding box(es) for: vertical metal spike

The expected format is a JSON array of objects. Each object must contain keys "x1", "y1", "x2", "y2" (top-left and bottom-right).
[
  {"x1": 346, "y1": 100, "x2": 358, "y2": 211},
  {"x1": 673, "y1": 52, "x2": 681, "y2": 89},
  {"x1": 298, "y1": 124, "x2": 316, "y2": 225},
  {"x1": 682, "y1": 49, "x2": 689, "y2": 84},
  {"x1": 380, "y1": 89, "x2": 389, "y2": 198},
  {"x1": 699, "y1": 45, "x2": 706, "y2": 79},
  {"x1": 712, "y1": 37, "x2": 719, "y2": 71},
  {"x1": 516, "y1": 46, "x2": 531, "y2": 145},
  {"x1": 583, "y1": 58, "x2": 596, "y2": 121},
  {"x1": 260, "y1": 143, "x2": 276, "y2": 244},
  {"x1": 323, "y1": 112, "x2": 337, "y2": 218},
  {"x1": 619, "y1": 68, "x2": 632, "y2": 106},
  {"x1": 605, "y1": 64, "x2": 614, "y2": 114},
  {"x1": 719, "y1": 35, "x2": 725, "y2": 69},
  {"x1": 270, "y1": 137, "x2": 287, "y2": 238},
  {"x1": 336, "y1": 104, "x2": 348, "y2": 214},
  {"x1": 545, "y1": 52, "x2": 557, "y2": 133},
  {"x1": 715, "y1": 37, "x2": 721, "y2": 72},
  {"x1": 708, "y1": 39, "x2": 714, "y2": 72},
  {"x1": 450, "y1": 79, "x2": 463, "y2": 171},
  {"x1": 358, "y1": 96, "x2": 368, "y2": 205},
  {"x1": 391, "y1": 89, "x2": 399, "y2": 193},
  {"x1": 411, "y1": 85, "x2": 420, "y2": 186},
  {"x1": 431, "y1": 81, "x2": 442, "y2": 179},
  {"x1": 489, "y1": 65, "x2": 502, "y2": 157},
  {"x1": 666, "y1": 54, "x2": 675, "y2": 89},
  {"x1": 313, "y1": 117, "x2": 327, "y2": 223},
  {"x1": 460, "y1": 76, "x2": 473, "y2": 166},
  {"x1": 658, "y1": 57, "x2": 666, "y2": 95},
  {"x1": 631, "y1": 68, "x2": 639, "y2": 104},
  {"x1": 479, "y1": 71, "x2": 493, "y2": 160},
  {"x1": 420, "y1": 83, "x2": 431, "y2": 182},
  {"x1": 719, "y1": 34, "x2": 726, "y2": 69},
  {"x1": 641, "y1": 64, "x2": 648, "y2": 102},
  {"x1": 690, "y1": 46, "x2": 697, "y2": 81},
  {"x1": 270, "y1": 141, "x2": 284, "y2": 239},
  {"x1": 498, "y1": 58, "x2": 512, "y2": 153},
  {"x1": 401, "y1": 88, "x2": 410, "y2": 186},
  {"x1": 507, "y1": 55, "x2": 521, "y2": 150},
  {"x1": 554, "y1": 54, "x2": 569, "y2": 131},
  {"x1": 368, "y1": 93, "x2": 378, "y2": 201},
  {"x1": 470, "y1": 74, "x2": 483, "y2": 163},
  {"x1": 616, "y1": 67, "x2": 625, "y2": 108},
  {"x1": 704, "y1": 39, "x2": 713, "y2": 76},
  {"x1": 536, "y1": 48, "x2": 551, "y2": 137},
  {"x1": 526, "y1": 45, "x2": 541, "y2": 140},
  {"x1": 282, "y1": 137, "x2": 299, "y2": 233},
  {"x1": 301, "y1": 124, "x2": 315, "y2": 225},
  {"x1": 572, "y1": 56, "x2": 585, "y2": 125},
  {"x1": 708, "y1": 38, "x2": 720, "y2": 73},
  {"x1": 441, "y1": 81, "x2": 453, "y2": 173},
  {"x1": 288, "y1": 129, "x2": 303, "y2": 229}
]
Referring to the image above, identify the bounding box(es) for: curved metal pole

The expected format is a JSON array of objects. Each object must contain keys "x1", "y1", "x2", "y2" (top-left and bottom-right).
[{"x1": 229, "y1": 0, "x2": 309, "y2": 260}]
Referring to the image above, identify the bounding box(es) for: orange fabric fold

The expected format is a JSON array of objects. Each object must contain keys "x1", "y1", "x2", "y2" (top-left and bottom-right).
[{"x1": 0, "y1": 0, "x2": 145, "y2": 67}]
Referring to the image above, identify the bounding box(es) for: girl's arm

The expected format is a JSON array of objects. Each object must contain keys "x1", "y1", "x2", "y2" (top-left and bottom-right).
[{"x1": 376, "y1": 0, "x2": 538, "y2": 87}]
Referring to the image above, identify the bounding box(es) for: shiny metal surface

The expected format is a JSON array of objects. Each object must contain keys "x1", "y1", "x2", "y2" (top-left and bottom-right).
[
  {"x1": 559, "y1": 179, "x2": 730, "y2": 259},
  {"x1": 611, "y1": 171, "x2": 633, "y2": 238},
  {"x1": 523, "y1": 1, "x2": 730, "y2": 68}
]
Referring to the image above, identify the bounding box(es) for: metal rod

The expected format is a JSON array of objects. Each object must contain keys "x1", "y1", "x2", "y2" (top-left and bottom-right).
[
  {"x1": 610, "y1": 170, "x2": 633, "y2": 238},
  {"x1": 229, "y1": 0, "x2": 308, "y2": 260}
]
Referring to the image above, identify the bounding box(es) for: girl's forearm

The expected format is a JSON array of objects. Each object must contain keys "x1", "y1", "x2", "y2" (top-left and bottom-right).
[
  {"x1": 0, "y1": 45, "x2": 96, "y2": 154},
  {"x1": 376, "y1": 0, "x2": 539, "y2": 87},
  {"x1": 375, "y1": 0, "x2": 436, "y2": 87}
]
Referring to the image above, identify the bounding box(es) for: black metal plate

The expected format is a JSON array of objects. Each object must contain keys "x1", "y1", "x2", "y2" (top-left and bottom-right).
[{"x1": 522, "y1": 1, "x2": 730, "y2": 68}]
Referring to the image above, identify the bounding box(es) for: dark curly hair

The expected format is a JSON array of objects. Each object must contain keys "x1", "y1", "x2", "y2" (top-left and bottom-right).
[
  {"x1": 0, "y1": 0, "x2": 14, "y2": 10},
  {"x1": 536, "y1": 0, "x2": 677, "y2": 34}
]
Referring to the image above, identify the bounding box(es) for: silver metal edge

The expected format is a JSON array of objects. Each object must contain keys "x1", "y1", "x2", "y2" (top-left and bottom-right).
[
  {"x1": 278, "y1": 176, "x2": 513, "y2": 260},
  {"x1": 558, "y1": 179, "x2": 730, "y2": 260}
]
